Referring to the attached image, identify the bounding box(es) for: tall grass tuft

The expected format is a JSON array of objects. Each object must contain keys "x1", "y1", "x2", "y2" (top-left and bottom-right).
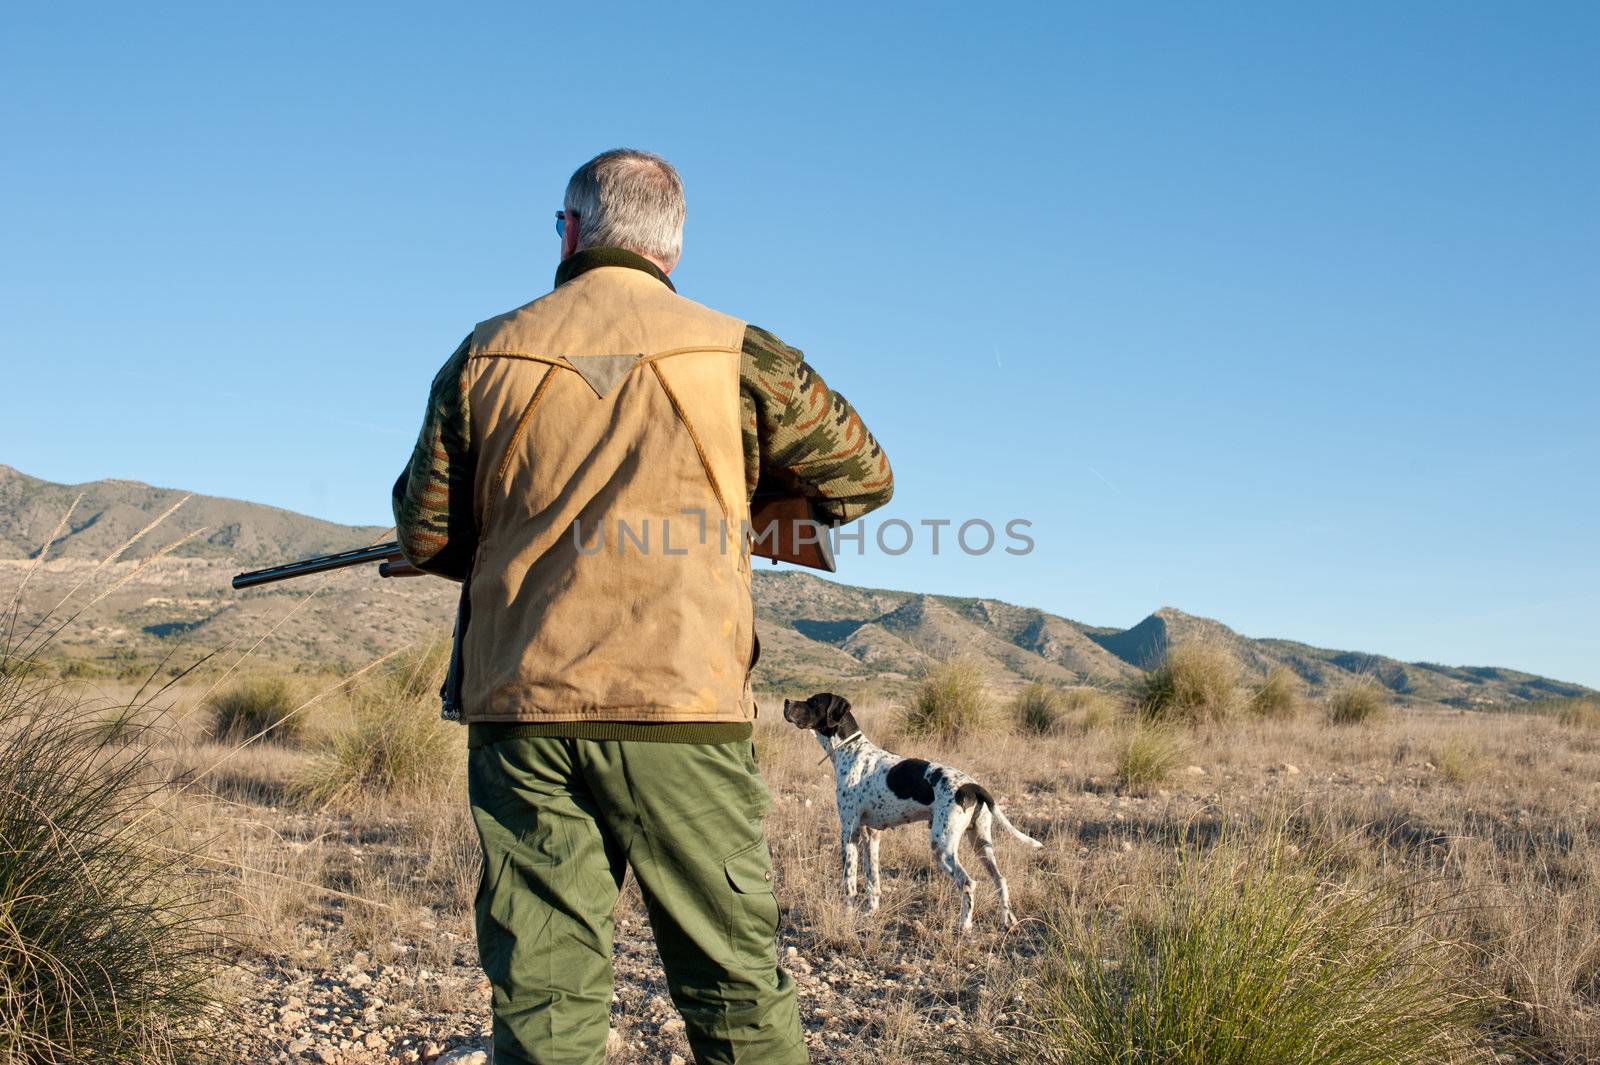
[
  {"x1": 206, "y1": 673, "x2": 303, "y2": 744},
  {"x1": 902, "y1": 656, "x2": 995, "y2": 741},
  {"x1": 1247, "y1": 666, "x2": 1302, "y2": 719},
  {"x1": 1113, "y1": 724, "x2": 1185, "y2": 794},
  {"x1": 974, "y1": 830, "x2": 1495, "y2": 1065},
  {"x1": 1012, "y1": 682, "x2": 1067, "y2": 735},
  {"x1": 1134, "y1": 642, "x2": 1239, "y2": 724},
  {"x1": 2, "y1": 512, "x2": 215, "y2": 1062},
  {"x1": 297, "y1": 641, "x2": 459, "y2": 806},
  {"x1": 1328, "y1": 678, "x2": 1389, "y2": 726},
  {"x1": 1063, "y1": 687, "x2": 1123, "y2": 733},
  {"x1": 1554, "y1": 697, "x2": 1600, "y2": 729},
  {"x1": 1436, "y1": 739, "x2": 1480, "y2": 784}
]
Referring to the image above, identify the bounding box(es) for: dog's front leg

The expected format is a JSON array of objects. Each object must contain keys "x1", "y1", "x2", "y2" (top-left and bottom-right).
[
  {"x1": 840, "y1": 824, "x2": 861, "y2": 902},
  {"x1": 862, "y1": 828, "x2": 882, "y2": 913}
]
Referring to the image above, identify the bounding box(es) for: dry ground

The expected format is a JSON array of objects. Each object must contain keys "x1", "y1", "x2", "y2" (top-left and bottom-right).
[{"x1": 117, "y1": 684, "x2": 1600, "y2": 1064}]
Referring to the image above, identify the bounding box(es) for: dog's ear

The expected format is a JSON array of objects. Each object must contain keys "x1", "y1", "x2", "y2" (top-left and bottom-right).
[{"x1": 813, "y1": 692, "x2": 852, "y2": 726}]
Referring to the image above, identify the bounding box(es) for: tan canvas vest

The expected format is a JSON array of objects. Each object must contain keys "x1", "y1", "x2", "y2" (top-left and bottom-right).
[{"x1": 458, "y1": 265, "x2": 756, "y2": 724}]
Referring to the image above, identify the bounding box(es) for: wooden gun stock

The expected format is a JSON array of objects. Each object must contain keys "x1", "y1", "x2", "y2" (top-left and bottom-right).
[{"x1": 748, "y1": 494, "x2": 836, "y2": 573}]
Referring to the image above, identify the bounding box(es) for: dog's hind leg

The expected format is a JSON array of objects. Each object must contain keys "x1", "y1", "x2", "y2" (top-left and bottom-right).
[
  {"x1": 862, "y1": 828, "x2": 882, "y2": 913},
  {"x1": 933, "y1": 811, "x2": 977, "y2": 933},
  {"x1": 972, "y1": 807, "x2": 1017, "y2": 929}
]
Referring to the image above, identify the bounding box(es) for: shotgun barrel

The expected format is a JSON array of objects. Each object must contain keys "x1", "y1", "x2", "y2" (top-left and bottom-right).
[{"x1": 231, "y1": 541, "x2": 405, "y2": 589}]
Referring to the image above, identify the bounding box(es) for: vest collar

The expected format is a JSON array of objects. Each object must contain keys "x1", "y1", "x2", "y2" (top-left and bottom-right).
[{"x1": 554, "y1": 247, "x2": 676, "y2": 292}]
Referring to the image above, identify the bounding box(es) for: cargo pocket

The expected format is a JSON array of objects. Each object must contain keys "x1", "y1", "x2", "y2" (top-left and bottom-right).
[{"x1": 723, "y1": 837, "x2": 780, "y2": 970}]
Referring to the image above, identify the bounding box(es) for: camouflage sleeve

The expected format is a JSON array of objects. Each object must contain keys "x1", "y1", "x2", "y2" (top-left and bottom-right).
[
  {"x1": 391, "y1": 335, "x2": 476, "y2": 579},
  {"x1": 740, "y1": 324, "x2": 894, "y2": 524}
]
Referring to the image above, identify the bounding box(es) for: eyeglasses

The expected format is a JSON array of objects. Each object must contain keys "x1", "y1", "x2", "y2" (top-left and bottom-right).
[{"x1": 555, "y1": 211, "x2": 568, "y2": 237}]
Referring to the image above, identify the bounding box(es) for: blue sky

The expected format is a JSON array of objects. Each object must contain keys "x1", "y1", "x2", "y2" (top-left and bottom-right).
[{"x1": 2, "y1": 3, "x2": 1596, "y2": 686}]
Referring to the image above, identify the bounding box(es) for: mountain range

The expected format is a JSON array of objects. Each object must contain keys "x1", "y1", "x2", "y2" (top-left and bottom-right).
[{"x1": 1, "y1": 464, "x2": 1590, "y2": 709}]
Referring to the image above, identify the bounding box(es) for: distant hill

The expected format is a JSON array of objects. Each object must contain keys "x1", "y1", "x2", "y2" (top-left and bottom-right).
[
  {"x1": 1, "y1": 464, "x2": 1591, "y2": 709},
  {"x1": 0, "y1": 464, "x2": 389, "y2": 563}
]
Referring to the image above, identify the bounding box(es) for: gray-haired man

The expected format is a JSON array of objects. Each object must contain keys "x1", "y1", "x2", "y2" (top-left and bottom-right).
[{"x1": 393, "y1": 149, "x2": 893, "y2": 1064}]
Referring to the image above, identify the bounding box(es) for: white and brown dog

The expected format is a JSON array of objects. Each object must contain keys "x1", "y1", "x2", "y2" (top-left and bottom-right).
[{"x1": 783, "y1": 692, "x2": 1043, "y2": 931}]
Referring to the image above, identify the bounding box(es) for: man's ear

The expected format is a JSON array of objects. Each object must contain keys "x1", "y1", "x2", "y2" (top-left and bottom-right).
[{"x1": 561, "y1": 209, "x2": 580, "y2": 260}]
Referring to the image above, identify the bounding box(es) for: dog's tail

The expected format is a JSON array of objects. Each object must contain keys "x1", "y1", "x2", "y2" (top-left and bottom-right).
[{"x1": 959, "y1": 784, "x2": 1044, "y2": 848}]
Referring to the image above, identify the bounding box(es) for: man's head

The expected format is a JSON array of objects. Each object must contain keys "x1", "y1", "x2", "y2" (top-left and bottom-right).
[{"x1": 561, "y1": 148, "x2": 685, "y2": 274}]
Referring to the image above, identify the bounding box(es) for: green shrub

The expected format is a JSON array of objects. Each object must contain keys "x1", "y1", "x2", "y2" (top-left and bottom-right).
[
  {"x1": 297, "y1": 645, "x2": 457, "y2": 805},
  {"x1": 902, "y1": 656, "x2": 995, "y2": 741},
  {"x1": 1063, "y1": 687, "x2": 1123, "y2": 732},
  {"x1": 57, "y1": 658, "x2": 112, "y2": 680},
  {"x1": 976, "y1": 832, "x2": 1494, "y2": 1064},
  {"x1": 1114, "y1": 724, "x2": 1185, "y2": 794},
  {"x1": 1248, "y1": 666, "x2": 1302, "y2": 719},
  {"x1": 1328, "y1": 679, "x2": 1388, "y2": 726},
  {"x1": 979, "y1": 831, "x2": 1491, "y2": 1061},
  {"x1": 206, "y1": 674, "x2": 303, "y2": 744},
  {"x1": 1134, "y1": 642, "x2": 1239, "y2": 724},
  {"x1": 1012, "y1": 682, "x2": 1067, "y2": 735},
  {"x1": 2, "y1": 631, "x2": 213, "y2": 1062}
]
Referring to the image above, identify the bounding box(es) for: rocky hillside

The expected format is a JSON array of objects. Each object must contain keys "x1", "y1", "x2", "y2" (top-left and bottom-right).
[
  {"x1": 1, "y1": 465, "x2": 1590, "y2": 709},
  {"x1": 0, "y1": 464, "x2": 388, "y2": 563}
]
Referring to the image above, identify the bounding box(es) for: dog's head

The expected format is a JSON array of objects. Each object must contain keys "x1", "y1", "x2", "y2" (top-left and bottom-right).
[{"x1": 782, "y1": 692, "x2": 858, "y2": 739}]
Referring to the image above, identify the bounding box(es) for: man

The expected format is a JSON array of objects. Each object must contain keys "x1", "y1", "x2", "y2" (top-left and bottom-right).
[{"x1": 392, "y1": 148, "x2": 893, "y2": 1065}]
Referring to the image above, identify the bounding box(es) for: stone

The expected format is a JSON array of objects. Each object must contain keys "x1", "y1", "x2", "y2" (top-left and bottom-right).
[
  {"x1": 1184, "y1": 765, "x2": 1206, "y2": 776},
  {"x1": 434, "y1": 1049, "x2": 489, "y2": 1065}
]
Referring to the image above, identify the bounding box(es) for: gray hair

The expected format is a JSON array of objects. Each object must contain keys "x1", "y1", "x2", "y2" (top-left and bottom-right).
[{"x1": 564, "y1": 149, "x2": 685, "y2": 265}]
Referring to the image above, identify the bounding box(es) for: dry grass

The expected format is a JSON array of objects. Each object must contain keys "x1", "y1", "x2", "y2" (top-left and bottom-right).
[
  {"x1": 970, "y1": 828, "x2": 1496, "y2": 1064},
  {"x1": 1134, "y1": 642, "x2": 1239, "y2": 724},
  {"x1": 144, "y1": 692, "x2": 1600, "y2": 1064},
  {"x1": 1062, "y1": 686, "x2": 1124, "y2": 732},
  {"x1": 1554, "y1": 696, "x2": 1600, "y2": 729},
  {"x1": 902, "y1": 656, "x2": 996, "y2": 741},
  {"x1": 12, "y1": 643, "x2": 1590, "y2": 1065},
  {"x1": 1436, "y1": 738, "x2": 1480, "y2": 784},
  {"x1": 1328, "y1": 678, "x2": 1389, "y2": 725},
  {"x1": 1248, "y1": 665, "x2": 1302, "y2": 719},
  {"x1": 1113, "y1": 723, "x2": 1187, "y2": 794},
  {"x1": 206, "y1": 673, "x2": 304, "y2": 745},
  {"x1": 1012, "y1": 682, "x2": 1067, "y2": 735},
  {"x1": 1, "y1": 527, "x2": 218, "y2": 1063},
  {"x1": 296, "y1": 644, "x2": 460, "y2": 807}
]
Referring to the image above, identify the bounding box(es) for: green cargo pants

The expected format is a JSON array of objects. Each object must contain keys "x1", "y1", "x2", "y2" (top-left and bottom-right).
[{"x1": 468, "y1": 734, "x2": 809, "y2": 1065}]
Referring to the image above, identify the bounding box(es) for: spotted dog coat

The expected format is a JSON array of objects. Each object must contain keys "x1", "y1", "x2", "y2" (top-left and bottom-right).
[{"x1": 783, "y1": 692, "x2": 1043, "y2": 932}]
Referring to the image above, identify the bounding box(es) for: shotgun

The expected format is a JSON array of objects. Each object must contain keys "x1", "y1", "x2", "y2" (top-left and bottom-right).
[
  {"x1": 228, "y1": 492, "x2": 834, "y2": 591},
  {"x1": 230, "y1": 494, "x2": 835, "y2": 720}
]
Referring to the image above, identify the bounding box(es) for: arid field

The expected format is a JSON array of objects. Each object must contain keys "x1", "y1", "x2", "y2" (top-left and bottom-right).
[
  {"x1": 17, "y1": 652, "x2": 1596, "y2": 1065},
  {"x1": 2, "y1": 485, "x2": 1597, "y2": 1063}
]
